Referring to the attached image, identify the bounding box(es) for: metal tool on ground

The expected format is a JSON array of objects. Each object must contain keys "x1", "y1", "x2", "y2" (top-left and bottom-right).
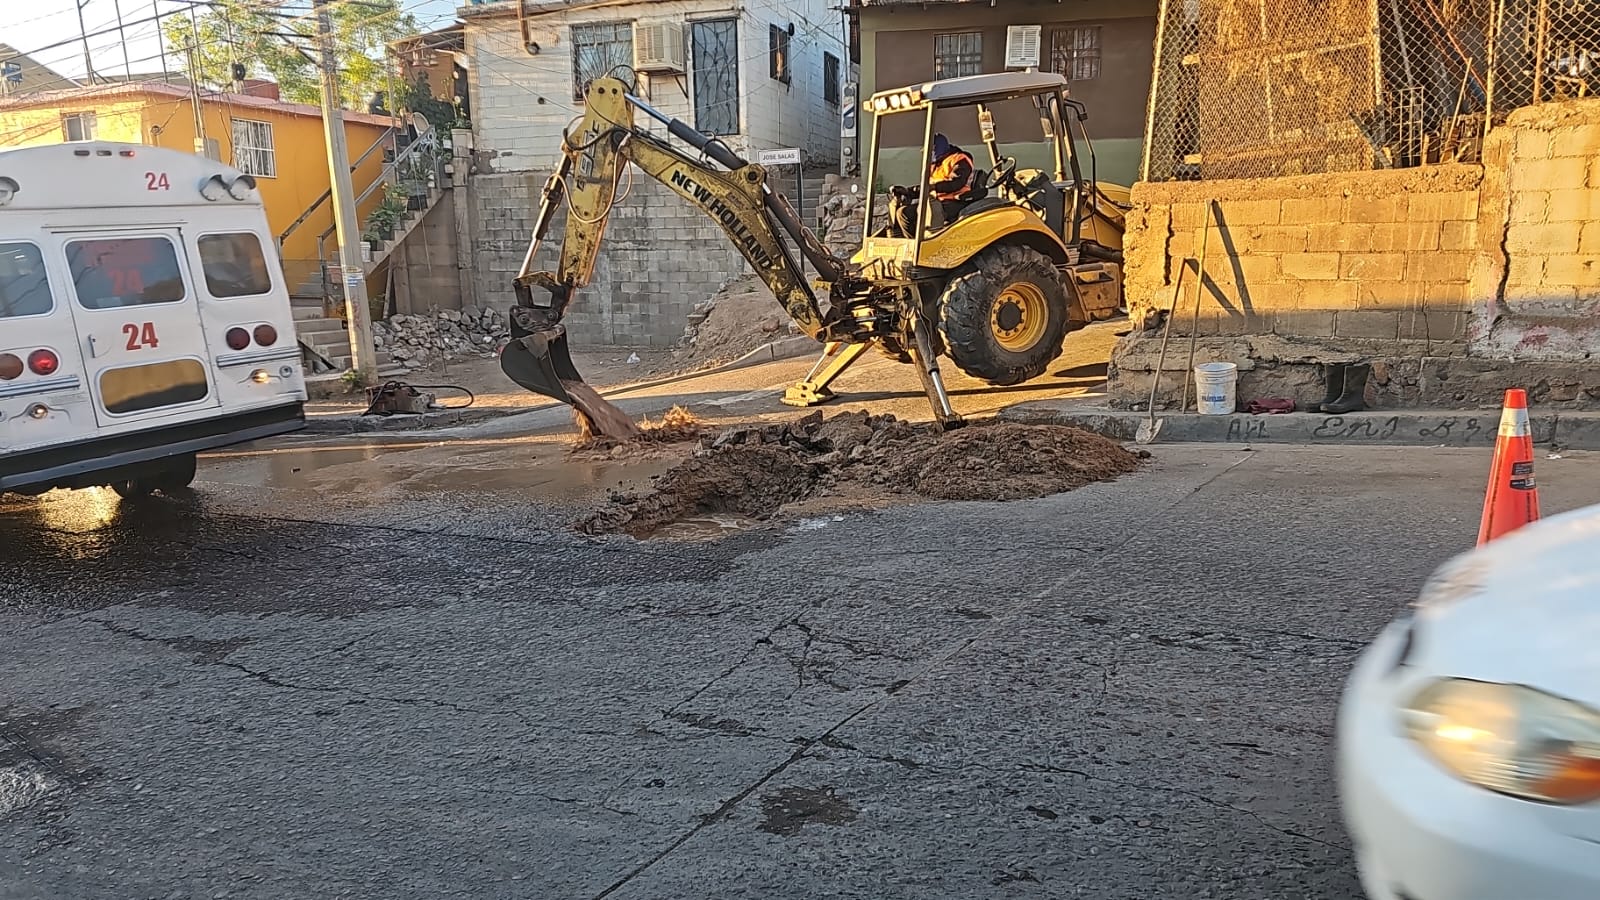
[
  {"x1": 499, "y1": 68, "x2": 1130, "y2": 437},
  {"x1": 1136, "y1": 258, "x2": 1192, "y2": 445},
  {"x1": 362, "y1": 381, "x2": 475, "y2": 417},
  {"x1": 1180, "y1": 199, "x2": 1217, "y2": 413},
  {"x1": 1478, "y1": 388, "x2": 1541, "y2": 545}
]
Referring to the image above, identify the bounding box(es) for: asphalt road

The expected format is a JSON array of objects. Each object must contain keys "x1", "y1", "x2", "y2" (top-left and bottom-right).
[{"x1": 5, "y1": 400, "x2": 1599, "y2": 898}]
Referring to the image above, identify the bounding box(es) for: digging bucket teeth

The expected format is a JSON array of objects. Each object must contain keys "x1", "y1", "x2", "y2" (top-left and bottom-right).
[{"x1": 499, "y1": 325, "x2": 581, "y2": 405}]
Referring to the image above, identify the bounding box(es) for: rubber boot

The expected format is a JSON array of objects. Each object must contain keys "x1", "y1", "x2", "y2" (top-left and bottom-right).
[
  {"x1": 1308, "y1": 363, "x2": 1345, "y2": 413},
  {"x1": 1322, "y1": 363, "x2": 1371, "y2": 415}
]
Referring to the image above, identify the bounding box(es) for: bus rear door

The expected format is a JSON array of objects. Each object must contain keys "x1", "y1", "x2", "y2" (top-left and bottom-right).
[{"x1": 58, "y1": 229, "x2": 221, "y2": 427}]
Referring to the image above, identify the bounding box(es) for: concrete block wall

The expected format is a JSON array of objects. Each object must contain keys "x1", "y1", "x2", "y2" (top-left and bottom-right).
[
  {"x1": 1115, "y1": 132, "x2": 1600, "y2": 410},
  {"x1": 1475, "y1": 100, "x2": 1600, "y2": 364},
  {"x1": 1124, "y1": 164, "x2": 1484, "y2": 346},
  {"x1": 466, "y1": 168, "x2": 749, "y2": 347}
]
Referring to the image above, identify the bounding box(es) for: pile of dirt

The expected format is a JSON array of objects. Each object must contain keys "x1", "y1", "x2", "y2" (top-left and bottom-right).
[
  {"x1": 568, "y1": 407, "x2": 711, "y2": 461},
  {"x1": 578, "y1": 411, "x2": 1145, "y2": 537}
]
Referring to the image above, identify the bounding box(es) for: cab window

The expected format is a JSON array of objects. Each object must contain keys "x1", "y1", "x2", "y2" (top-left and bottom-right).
[
  {"x1": 198, "y1": 232, "x2": 273, "y2": 298},
  {"x1": 66, "y1": 237, "x2": 185, "y2": 310},
  {"x1": 0, "y1": 242, "x2": 52, "y2": 319}
]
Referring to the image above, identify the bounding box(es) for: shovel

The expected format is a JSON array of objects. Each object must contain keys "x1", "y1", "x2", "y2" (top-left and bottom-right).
[{"x1": 1136, "y1": 259, "x2": 1191, "y2": 445}]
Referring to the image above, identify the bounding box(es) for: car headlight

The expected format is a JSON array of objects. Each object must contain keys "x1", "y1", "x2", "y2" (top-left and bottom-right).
[{"x1": 1402, "y1": 678, "x2": 1600, "y2": 804}]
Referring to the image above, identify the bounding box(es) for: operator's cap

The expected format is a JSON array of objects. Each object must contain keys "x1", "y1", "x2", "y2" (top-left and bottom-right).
[{"x1": 932, "y1": 134, "x2": 950, "y2": 158}]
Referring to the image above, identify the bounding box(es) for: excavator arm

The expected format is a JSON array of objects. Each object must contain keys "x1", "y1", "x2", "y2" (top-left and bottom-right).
[{"x1": 500, "y1": 77, "x2": 852, "y2": 437}]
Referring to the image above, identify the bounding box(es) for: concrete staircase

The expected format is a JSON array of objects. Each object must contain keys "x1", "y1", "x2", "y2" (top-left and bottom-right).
[{"x1": 291, "y1": 182, "x2": 446, "y2": 377}]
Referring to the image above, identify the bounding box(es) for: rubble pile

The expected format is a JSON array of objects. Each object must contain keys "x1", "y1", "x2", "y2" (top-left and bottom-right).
[
  {"x1": 375, "y1": 307, "x2": 510, "y2": 367},
  {"x1": 579, "y1": 411, "x2": 1145, "y2": 537},
  {"x1": 815, "y1": 177, "x2": 888, "y2": 259}
]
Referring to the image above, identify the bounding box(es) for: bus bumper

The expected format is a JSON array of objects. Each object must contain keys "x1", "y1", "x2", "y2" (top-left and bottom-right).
[{"x1": 0, "y1": 403, "x2": 305, "y2": 493}]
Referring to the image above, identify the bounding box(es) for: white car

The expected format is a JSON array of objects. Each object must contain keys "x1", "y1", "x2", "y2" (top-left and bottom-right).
[{"x1": 1339, "y1": 504, "x2": 1600, "y2": 900}]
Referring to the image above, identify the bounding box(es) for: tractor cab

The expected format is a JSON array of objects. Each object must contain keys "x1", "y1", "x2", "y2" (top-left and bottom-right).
[{"x1": 858, "y1": 71, "x2": 1126, "y2": 274}]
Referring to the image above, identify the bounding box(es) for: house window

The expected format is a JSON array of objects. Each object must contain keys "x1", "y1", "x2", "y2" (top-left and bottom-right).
[
  {"x1": 572, "y1": 22, "x2": 633, "y2": 100},
  {"x1": 692, "y1": 19, "x2": 740, "y2": 136},
  {"x1": 933, "y1": 32, "x2": 983, "y2": 80},
  {"x1": 1050, "y1": 25, "x2": 1101, "y2": 81},
  {"x1": 823, "y1": 52, "x2": 841, "y2": 106},
  {"x1": 230, "y1": 118, "x2": 276, "y2": 177},
  {"x1": 62, "y1": 112, "x2": 96, "y2": 142},
  {"x1": 769, "y1": 24, "x2": 791, "y2": 85}
]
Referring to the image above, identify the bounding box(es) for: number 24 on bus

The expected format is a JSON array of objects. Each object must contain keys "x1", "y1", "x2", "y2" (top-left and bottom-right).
[{"x1": 123, "y1": 321, "x2": 159, "y2": 351}]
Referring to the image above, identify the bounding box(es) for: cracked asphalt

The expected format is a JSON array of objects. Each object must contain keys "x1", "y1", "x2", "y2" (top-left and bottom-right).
[{"x1": 4, "y1": 430, "x2": 1599, "y2": 900}]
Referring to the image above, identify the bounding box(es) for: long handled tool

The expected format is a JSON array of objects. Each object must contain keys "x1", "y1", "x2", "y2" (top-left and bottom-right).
[
  {"x1": 1179, "y1": 199, "x2": 1216, "y2": 413},
  {"x1": 1136, "y1": 257, "x2": 1192, "y2": 445}
]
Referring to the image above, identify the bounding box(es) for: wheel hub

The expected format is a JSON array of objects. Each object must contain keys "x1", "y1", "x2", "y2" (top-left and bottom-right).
[{"x1": 991, "y1": 283, "x2": 1048, "y2": 352}]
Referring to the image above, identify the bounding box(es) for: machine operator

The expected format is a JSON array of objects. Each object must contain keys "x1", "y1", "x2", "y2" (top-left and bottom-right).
[{"x1": 890, "y1": 133, "x2": 980, "y2": 237}]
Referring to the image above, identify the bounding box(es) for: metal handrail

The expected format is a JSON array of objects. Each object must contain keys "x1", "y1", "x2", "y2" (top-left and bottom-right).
[
  {"x1": 316, "y1": 130, "x2": 443, "y2": 243},
  {"x1": 277, "y1": 126, "x2": 397, "y2": 248}
]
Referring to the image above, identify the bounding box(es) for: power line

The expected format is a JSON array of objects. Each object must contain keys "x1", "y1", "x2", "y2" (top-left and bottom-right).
[{"x1": 4, "y1": 0, "x2": 213, "y2": 68}]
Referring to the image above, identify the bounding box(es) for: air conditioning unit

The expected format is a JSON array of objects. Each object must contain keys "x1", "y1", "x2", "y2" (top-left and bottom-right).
[
  {"x1": 634, "y1": 22, "x2": 686, "y2": 74},
  {"x1": 1005, "y1": 25, "x2": 1042, "y2": 69}
]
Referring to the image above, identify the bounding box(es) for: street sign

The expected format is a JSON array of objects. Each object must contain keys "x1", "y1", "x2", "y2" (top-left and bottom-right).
[{"x1": 758, "y1": 147, "x2": 802, "y2": 166}]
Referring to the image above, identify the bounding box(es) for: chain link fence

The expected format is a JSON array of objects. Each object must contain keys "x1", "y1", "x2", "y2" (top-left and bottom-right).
[{"x1": 1138, "y1": 0, "x2": 1587, "y2": 182}]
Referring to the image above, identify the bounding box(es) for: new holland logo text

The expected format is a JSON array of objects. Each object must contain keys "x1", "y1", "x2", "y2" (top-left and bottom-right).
[{"x1": 669, "y1": 170, "x2": 777, "y2": 269}]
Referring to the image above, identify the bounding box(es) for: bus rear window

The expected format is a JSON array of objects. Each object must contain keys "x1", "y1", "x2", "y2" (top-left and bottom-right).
[
  {"x1": 0, "y1": 242, "x2": 53, "y2": 319},
  {"x1": 198, "y1": 233, "x2": 273, "y2": 298},
  {"x1": 99, "y1": 359, "x2": 209, "y2": 414},
  {"x1": 67, "y1": 237, "x2": 185, "y2": 310}
]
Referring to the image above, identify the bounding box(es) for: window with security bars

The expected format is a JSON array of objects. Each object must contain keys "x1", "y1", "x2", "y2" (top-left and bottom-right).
[
  {"x1": 934, "y1": 32, "x2": 982, "y2": 80},
  {"x1": 230, "y1": 118, "x2": 276, "y2": 178},
  {"x1": 572, "y1": 22, "x2": 633, "y2": 100},
  {"x1": 770, "y1": 25, "x2": 792, "y2": 84},
  {"x1": 692, "y1": 19, "x2": 739, "y2": 135},
  {"x1": 1051, "y1": 25, "x2": 1101, "y2": 81},
  {"x1": 824, "y1": 52, "x2": 841, "y2": 106}
]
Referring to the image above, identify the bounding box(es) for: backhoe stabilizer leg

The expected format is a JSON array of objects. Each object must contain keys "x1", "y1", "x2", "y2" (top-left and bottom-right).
[
  {"x1": 910, "y1": 323, "x2": 963, "y2": 430},
  {"x1": 782, "y1": 341, "x2": 870, "y2": 407}
]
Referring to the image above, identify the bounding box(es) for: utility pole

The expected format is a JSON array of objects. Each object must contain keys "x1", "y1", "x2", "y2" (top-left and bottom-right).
[
  {"x1": 314, "y1": 0, "x2": 377, "y2": 383},
  {"x1": 76, "y1": 0, "x2": 97, "y2": 85},
  {"x1": 188, "y1": 7, "x2": 207, "y2": 154}
]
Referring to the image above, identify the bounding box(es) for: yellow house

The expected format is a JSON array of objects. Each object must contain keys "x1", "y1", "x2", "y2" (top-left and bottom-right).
[{"x1": 0, "y1": 81, "x2": 396, "y2": 290}]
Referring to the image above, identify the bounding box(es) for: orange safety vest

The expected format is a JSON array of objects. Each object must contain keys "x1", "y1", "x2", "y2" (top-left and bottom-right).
[{"x1": 931, "y1": 150, "x2": 976, "y2": 201}]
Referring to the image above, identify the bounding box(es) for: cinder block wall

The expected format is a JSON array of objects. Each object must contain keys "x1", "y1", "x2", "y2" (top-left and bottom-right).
[
  {"x1": 1123, "y1": 165, "x2": 1484, "y2": 345},
  {"x1": 1114, "y1": 98, "x2": 1600, "y2": 410},
  {"x1": 466, "y1": 169, "x2": 749, "y2": 347},
  {"x1": 1476, "y1": 101, "x2": 1600, "y2": 366}
]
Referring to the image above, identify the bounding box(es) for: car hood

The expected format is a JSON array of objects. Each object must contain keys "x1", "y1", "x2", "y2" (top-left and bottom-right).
[{"x1": 1412, "y1": 503, "x2": 1600, "y2": 702}]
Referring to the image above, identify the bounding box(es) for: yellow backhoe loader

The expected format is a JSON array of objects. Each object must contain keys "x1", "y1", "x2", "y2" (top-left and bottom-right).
[{"x1": 500, "y1": 69, "x2": 1128, "y2": 436}]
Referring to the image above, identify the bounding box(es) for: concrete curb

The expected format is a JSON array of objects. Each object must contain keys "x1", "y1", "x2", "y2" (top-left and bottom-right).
[
  {"x1": 1000, "y1": 399, "x2": 1600, "y2": 450},
  {"x1": 300, "y1": 335, "x2": 821, "y2": 435}
]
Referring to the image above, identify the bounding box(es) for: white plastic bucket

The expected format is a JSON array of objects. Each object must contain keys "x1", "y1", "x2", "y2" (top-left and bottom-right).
[{"x1": 1194, "y1": 362, "x2": 1238, "y2": 416}]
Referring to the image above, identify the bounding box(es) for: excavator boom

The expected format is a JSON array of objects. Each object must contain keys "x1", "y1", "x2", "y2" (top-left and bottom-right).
[{"x1": 500, "y1": 77, "x2": 849, "y2": 437}]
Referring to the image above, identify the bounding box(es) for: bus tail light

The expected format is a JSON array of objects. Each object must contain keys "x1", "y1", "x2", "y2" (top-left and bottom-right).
[
  {"x1": 0, "y1": 353, "x2": 21, "y2": 380},
  {"x1": 225, "y1": 327, "x2": 251, "y2": 351},
  {"x1": 26, "y1": 349, "x2": 58, "y2": 376},
  {"x1": 253, "y1": 324, "x2": 278, "y2": 347}
]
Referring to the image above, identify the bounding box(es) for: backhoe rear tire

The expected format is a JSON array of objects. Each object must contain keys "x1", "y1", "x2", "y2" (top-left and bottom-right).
[{"x1": 937, "y1": 245, "x2": 1070, "y2": 386}]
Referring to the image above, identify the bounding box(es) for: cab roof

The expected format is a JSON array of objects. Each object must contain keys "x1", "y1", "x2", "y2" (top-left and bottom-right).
[{"x1": 871, "y1": 71, "x2": 1069, "y2": 108}]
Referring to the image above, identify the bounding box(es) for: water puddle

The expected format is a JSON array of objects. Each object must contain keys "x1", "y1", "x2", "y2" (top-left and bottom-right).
[{"x1": 641, "y1": 514, "x2": 757, "y2": 542}]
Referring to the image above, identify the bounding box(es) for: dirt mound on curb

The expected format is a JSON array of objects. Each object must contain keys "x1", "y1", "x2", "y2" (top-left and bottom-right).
[{"x1": 578, "y1": 411, "x2": 1144, "y2": 537}]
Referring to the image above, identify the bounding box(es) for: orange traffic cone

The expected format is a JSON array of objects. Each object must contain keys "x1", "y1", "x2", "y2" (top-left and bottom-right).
[{"x1": 1478, "y1": 388, "x2": 1541, "y2": 545}]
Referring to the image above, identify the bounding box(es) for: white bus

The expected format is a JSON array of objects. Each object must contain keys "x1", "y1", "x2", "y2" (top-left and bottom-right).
[{"x1": 0, "y1": 142, "x2": 306, "y2": 499}]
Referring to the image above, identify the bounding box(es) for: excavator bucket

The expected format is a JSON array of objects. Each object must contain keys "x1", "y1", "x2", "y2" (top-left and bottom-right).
[
  {"x1": 500, "y1": 319, "x2": 641, "y2": 440},
  {"x1": 500, "y1": 325, "x2": 580, "y2": 405}
]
